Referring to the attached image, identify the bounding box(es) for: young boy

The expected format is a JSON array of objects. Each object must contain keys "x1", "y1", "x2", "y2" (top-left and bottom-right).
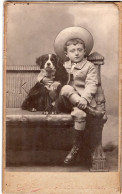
[{"x1": 54, "y1": 27, "x2": 101, "y2": 165}]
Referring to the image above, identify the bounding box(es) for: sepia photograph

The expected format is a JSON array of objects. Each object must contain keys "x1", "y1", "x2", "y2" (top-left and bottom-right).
[{"x1": 3, "y1": 1, "x2": 121, "y2": 193}]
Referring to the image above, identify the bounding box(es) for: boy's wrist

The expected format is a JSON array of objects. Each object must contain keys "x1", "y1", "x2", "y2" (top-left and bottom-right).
[{"x1": 81, "y1": 97, "x2": 88, "y2": 104}]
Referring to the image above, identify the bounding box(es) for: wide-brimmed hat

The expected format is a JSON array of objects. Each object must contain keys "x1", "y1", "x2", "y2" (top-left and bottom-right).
[{"x1": 54, "y1": 27, "x2": 94, "y2": 61}]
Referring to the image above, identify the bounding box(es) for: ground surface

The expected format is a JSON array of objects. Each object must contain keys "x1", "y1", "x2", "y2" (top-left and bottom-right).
[{"x1": 6, "y1": 148, "x2": 118, "y2": 172}]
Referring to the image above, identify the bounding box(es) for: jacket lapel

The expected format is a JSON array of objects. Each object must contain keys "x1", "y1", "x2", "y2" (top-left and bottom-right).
[
  {"x1": 74, "y1": 58, "x2": 87, "y2": 70},
  {"x1": 64, "y1": 58, "x2": 87, "y2": 70}
]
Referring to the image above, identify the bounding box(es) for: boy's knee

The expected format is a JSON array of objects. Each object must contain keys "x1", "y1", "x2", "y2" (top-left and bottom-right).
[
  {"x1": 60, "y1": 85, "x2": 75, "y2": 98},
  {"x1": 71, "y1": 107, "x2": 86, "y2": 131},
  {"x1": 71, "y1": 107, "x2": 86, "y2": 122}
]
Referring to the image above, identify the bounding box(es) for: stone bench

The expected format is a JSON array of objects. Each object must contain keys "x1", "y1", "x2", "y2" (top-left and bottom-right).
[{"x1": 6, "y1": 52, "x2": 108, "y2": 171}]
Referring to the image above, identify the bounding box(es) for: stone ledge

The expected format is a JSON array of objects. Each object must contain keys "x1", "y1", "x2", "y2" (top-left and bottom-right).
[{"x1": 6, "y1": 108, "x2": 73, "y2": 126}]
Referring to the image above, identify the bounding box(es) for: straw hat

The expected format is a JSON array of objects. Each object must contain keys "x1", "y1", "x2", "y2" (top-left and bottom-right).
[{"x1": 54, "y1": 27, "x2": 94, "y2": 60}]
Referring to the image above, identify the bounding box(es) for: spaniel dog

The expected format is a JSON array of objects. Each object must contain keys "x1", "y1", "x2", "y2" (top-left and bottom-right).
[{"x1": 21, "y1": 54, "x2": 68, "y2": 113}]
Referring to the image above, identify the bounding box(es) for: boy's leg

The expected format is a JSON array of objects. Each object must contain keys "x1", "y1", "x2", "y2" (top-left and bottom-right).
[
  {"x1": 64, "y1": 107, "x2": 86, "y2": 164},
  {"x1": 58, "y1": 85, "x2": 86, "y2": 164},
  {"x1": 58, "y1": 85, "x2": 104, "y2": 164},
  {"x1": 60, "y1": 85, "x2": 81, "y2": 105},
  {"x1": 56, "y1": 94, "x2": 73, "y2": 113},
  {"x1": 57, "y1": 84, "x2": 80, "y2": 111},
  {"x1": 60, "y1": 85, "x2": 104, "y2": 118}
]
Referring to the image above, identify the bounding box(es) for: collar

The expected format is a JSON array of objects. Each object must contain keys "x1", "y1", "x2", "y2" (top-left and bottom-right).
[{"x1": 64, "y1": 58, "x2": 87, "y2": 70}]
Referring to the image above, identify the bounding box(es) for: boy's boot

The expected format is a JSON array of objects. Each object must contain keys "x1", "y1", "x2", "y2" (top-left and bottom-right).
[
  {"x1": 69, "y1": 94, "x2": 104, "y2": 118},
  {"x1": 64, "y1": 129, "x2": 84, "y2": 165},
  {"x1": 85, "y1": 106, "x2": 105, "y2": 118}
]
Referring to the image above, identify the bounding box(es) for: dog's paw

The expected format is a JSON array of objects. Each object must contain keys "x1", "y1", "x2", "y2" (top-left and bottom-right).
[
  {"x1": 30, "y1": 108, "x2": 37, "y2": 112},
  {"x1": 51, "y1": 111, "x2": 57, "y2": 115},
  {"x1": 42, "y1": 111, "x2": 57, "y2": 115},
  {"x1": 43, "y1": 111, "x2": 49, "y2": 115}
]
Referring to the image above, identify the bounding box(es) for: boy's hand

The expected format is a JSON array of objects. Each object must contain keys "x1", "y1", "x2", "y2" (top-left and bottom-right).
[
  {"x1": 77, "y1": 98, "x2": 87, "y2": 110},
  {"x1": 51, "y1": 82, "x2": 61, "y2": 90}
]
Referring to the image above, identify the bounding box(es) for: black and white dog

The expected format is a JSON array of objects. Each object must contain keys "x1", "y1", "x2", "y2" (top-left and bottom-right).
[{"x1": 21, "y1": 54, "x2": 68, "y2": 113}]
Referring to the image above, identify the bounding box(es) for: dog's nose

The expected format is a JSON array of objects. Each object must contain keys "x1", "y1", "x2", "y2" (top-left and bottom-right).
[{"x1": 47, "y1": 63, "x2": 51, "y2": 66}]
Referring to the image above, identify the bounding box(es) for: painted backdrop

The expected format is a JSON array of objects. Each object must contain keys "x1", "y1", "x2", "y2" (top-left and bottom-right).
[{"x1": 6, "y1": 2, "x2": 119, "y2": 147}]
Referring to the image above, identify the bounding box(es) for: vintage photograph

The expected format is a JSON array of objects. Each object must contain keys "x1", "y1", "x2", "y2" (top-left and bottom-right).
[{"x1": 5, "y1": 2, "x2": 119, "y2": 174}]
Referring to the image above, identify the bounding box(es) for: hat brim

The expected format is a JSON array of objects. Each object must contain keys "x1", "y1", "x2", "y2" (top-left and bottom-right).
[{"x1": 54, "y1": 27, "x2": 94, "y2": 61}]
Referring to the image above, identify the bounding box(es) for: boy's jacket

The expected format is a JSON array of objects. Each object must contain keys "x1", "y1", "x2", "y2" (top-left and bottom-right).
[{"x1": 64, "y1": 58, "x2": 98, "y2": 107}]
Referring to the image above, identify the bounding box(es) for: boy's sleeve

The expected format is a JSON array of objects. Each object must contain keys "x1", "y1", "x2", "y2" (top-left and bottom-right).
[{"x1": 81, "y1": 63, "x2": 98, "y2": 104}]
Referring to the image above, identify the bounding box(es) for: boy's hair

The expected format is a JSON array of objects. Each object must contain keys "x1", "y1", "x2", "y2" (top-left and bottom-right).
[{"x1": 64, "y1": 38, "x2": 86, "y2": 53}]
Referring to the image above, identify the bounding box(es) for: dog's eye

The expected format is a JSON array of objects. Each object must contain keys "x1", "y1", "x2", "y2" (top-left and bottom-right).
[
  {"x1": 44, "y1": 58, "x2": 48, "y2": 62},
  {"x1": 51, "y1": 57, "x2": 57, "y2": 63}
]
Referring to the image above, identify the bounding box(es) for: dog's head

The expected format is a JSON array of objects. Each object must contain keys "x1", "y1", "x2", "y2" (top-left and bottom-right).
[
  {"x1": 36, "y1": 54, "x2": 63, "y2": 72},
  {"x1": 36, "y1": 53, "x2": 68, "y2": 85}
]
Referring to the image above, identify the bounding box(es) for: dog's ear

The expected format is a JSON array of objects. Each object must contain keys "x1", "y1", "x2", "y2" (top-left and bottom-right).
[
  {"x1": 54, "y1": 55, "x2": 64, "y2": 67},
  {"x1": 36, "y1": 56, "x2": 44, "y2": 69},
  {"x1": 57, "y1": 57, "x2": 64, "y2": 66}
]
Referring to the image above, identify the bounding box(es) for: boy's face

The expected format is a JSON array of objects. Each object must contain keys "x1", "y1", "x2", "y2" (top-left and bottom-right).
[{"x1": 65, "y1": 43, "x2": 86, "y2": 63}]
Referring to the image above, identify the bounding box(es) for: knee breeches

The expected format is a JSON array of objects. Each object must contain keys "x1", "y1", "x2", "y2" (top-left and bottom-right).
[{"x1": 57, "y1": 85, "x2": 86, "y2": 130}]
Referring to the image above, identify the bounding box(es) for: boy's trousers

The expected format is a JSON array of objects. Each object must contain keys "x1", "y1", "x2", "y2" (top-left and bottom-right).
[{"x1": 57, "y1": 85, "x2": 86, "y2": 131}]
